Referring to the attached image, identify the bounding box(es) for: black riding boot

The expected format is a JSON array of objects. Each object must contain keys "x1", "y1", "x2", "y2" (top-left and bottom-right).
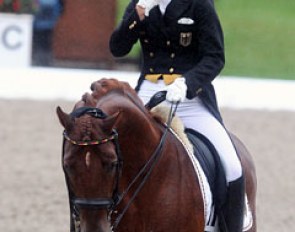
[{"x1": 222, "y1": 175, "x2": 245, "y2": 232}]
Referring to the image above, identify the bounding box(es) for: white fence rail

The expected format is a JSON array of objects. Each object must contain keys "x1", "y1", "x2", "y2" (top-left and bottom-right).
[{"x1": 0, "y1": 67, "x2": 294, "y2": 111}]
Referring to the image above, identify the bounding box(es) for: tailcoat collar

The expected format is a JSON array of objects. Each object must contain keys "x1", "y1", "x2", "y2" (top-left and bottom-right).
[{"x1": 164, "y1": 0, "x2": 192, "y2": 22}]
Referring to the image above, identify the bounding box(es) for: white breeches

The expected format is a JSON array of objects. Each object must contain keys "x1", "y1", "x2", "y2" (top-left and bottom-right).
[{"x1": 138, "y1": 80, "x2": 242, "y2": 183}]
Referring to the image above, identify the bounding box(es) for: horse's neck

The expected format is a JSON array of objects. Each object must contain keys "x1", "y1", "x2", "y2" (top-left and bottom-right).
[
  {"x1": 120, "y1": 127, "x2": 200, "y2": 208},
  {"x1": 120, "y1": 115, "x2": 162, "y2": 158},
  {"x1": 119, "y1": 113, "x2": 190, "y2": 177}
]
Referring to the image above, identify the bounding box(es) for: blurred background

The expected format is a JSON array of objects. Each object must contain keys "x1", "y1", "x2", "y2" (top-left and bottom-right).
[{"x1": 0, "y1": 0, "x2": 294, "y2": 79}]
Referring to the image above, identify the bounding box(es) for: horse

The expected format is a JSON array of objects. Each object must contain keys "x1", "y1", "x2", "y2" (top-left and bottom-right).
[{"x1": 57, "y1": 78, "x2": 257, "y2": 232}]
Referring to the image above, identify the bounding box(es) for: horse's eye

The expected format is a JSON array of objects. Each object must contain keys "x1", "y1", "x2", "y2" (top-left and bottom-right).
[
  {"x1": 63, "y1": 163, "x2": 74, "y2": 175},
  {"x1": 104, "y1": 161, "x2": 118, "y2": 173},
  {"x1": 111, "y1": 161, "x2": 119, "y2": 168}
]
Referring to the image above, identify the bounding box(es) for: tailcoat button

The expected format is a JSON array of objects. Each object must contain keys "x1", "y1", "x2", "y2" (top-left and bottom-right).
[
  {"x1": 128, "y1": 21, "x2": 137, "y2": 29},
  {"x1": 169, "y1": 67, "x2": 174, "y2": 73},
  {"x1": 196, "y1": 88, "x2": 203, "y2": 94}
]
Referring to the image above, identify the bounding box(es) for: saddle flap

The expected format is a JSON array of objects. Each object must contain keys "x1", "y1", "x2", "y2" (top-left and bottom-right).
[{"x1": 185, "y1": 128, "x2": 227, "y2": 211}]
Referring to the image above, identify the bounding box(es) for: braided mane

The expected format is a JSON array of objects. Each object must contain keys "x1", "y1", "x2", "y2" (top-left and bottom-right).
[
  {"x1": 75, "y1": 116, "x2": 93, "y2": 141},
  {"x1": 73, "y1": 78, "x2": 141, "y2": 110}
]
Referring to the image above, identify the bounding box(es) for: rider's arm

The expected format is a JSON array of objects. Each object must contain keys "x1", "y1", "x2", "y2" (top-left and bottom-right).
[{"x1": 109, "y1": 0, "x2": 145, "y2": 57}]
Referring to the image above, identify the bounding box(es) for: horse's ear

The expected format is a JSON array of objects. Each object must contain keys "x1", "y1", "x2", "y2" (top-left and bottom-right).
[
  {"x1": 102, "y1": 111, "x2": 121, "y2": 133},
  {"x1": 56, "y1": 106, "x2": 72, "y2": 129}
]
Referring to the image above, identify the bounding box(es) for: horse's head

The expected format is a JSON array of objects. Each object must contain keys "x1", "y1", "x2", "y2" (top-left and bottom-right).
[
  {"x1": 57, "y1": 78, "x2": 164, "y2": 232},
  {"x1": 56, "y1": 106, "x2": 121, "y2": 232}
]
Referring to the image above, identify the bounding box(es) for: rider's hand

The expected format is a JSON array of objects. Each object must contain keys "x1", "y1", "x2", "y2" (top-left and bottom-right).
[
  {"x1": 137, "y1": 0, "x2": 159, "y2": 16},
  {"x1": 166, "y1": 77, "x2": 187, "y2": 102}
]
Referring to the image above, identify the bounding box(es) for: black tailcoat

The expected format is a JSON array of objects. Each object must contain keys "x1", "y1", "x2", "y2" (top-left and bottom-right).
[{"x1": 110, "y1": 0, "x2": 225, "y2": 123}]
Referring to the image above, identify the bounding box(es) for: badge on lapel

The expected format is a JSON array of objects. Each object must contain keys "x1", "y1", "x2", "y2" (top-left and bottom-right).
[
  {"x1": 177, "y1": 17, "x2": 194, "y2": 25},
  {"x1": 179, "y1": 32, "x2": 192, "y2": 47},
  {"x1": 177, "y1": 17, "x2": 194, "y2": 47}
]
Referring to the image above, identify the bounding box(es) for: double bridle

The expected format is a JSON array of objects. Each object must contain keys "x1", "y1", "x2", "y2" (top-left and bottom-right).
[
  {"x1": 62, "y1": 107, "x2": 123, "y2": 232},
  {"x1": 62, "y1": 93, "x2": 178, "y2": 232},
  {"x1": 63, "y1": 128, "x2": 122, "y2": 209}
]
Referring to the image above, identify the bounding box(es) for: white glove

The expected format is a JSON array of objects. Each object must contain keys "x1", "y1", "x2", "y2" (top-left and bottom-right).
[
  {"x1": 166, "y1": 77, "x2": 187, "y2": 102},
  {"x1": 137, "y1": 0, "x2": 159, "y2": 16}
]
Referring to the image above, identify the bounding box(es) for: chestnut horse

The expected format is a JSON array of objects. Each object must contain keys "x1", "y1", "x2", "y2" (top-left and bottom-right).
[{"x1": 57, "y1": 79, "x2": 257, "y2": 232}]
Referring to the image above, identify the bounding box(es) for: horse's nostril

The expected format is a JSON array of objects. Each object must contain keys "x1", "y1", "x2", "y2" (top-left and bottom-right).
[{"x1": 90, "y1": 82, "x2": 95, "y2": 91}]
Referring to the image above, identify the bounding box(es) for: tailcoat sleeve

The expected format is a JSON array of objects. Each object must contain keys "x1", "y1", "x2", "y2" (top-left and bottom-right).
[
  {"x1": 184, "y1": 0, "x2": 225, "y2": 99},
  {"x1": 109, "y1": 0, "x2": 143, "y2": 57}
]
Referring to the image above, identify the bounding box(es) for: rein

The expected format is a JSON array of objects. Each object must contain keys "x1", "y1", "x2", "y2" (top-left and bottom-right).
[{"x1": 62, "y1": 97, "x2": 179, "y2": 232}]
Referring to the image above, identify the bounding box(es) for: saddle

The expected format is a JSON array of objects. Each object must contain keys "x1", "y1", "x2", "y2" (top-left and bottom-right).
[
  {"x1": 146, "y1": 91, "x2": 228, "y2": 221},
  {"x1": 185, "y1": 128, "x2": 227, "y2": 218}
]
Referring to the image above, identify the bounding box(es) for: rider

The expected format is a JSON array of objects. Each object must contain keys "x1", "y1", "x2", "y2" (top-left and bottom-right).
[{"x1": 109, "y1": 0, "x2": 244, "y2": 231}]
